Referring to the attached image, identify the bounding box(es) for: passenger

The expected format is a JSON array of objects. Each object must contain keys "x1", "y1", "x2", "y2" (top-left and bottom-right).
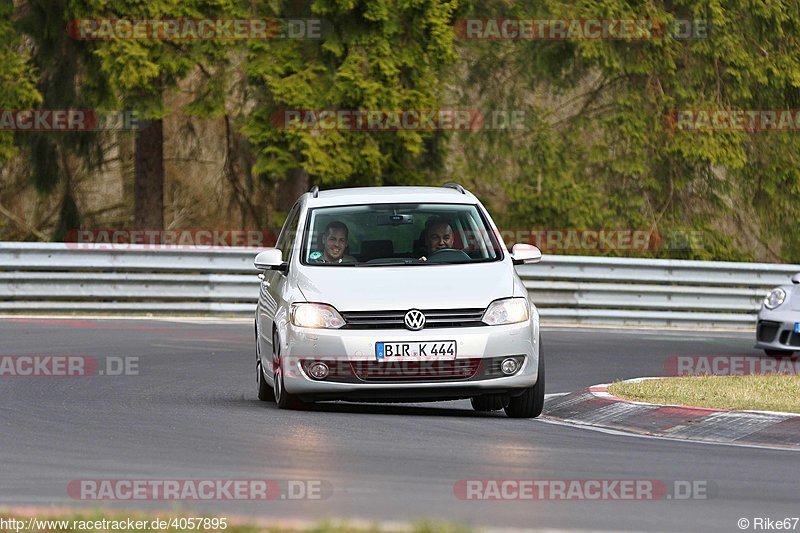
[{"x1": 309, "y1": 221, "x2": 356, "y2": 264}]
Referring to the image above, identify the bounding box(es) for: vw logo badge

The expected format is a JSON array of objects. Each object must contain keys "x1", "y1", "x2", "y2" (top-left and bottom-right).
[{"x1": 404, "y1": 309, "x2": 426, "y2": 331}]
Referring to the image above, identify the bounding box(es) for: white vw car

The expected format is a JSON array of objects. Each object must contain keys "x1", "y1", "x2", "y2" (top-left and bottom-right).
[{"x1": 253, "y1": 184, "x2": 544, "y2": 417}]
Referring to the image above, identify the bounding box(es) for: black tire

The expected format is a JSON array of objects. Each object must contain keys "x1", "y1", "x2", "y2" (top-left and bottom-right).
[
  {"x1": 257, "y1": 361, "x2": 275, "y2": 402},
  {"x1": 255, "y1": 323, "x2": 275, "y2": 401},
  {"x1": 504, "y1": 347, "x2": 545, "y2": 419},
  {"x1": 273, "y1": 330, "x2": 308, "y2": 410},
  {"x1": 765, "y1": 349, "x2": 795, "y2": 357},
  {"x1": 470, "y1": 395, "x2": 506, "y2": 411},
  {"x1": 274, "y1": 368, "x2": 307, "y2": 410}
]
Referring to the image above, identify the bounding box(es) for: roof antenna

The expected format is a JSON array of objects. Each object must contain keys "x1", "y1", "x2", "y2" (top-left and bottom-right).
[{"x1": 309, "y1": 185, "x2": 319, "y2": 198}]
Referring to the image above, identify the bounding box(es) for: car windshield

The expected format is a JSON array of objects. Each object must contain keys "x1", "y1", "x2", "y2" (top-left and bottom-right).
[{"x1": 301, "y1": 203, "x2": 503, "y2": 266}]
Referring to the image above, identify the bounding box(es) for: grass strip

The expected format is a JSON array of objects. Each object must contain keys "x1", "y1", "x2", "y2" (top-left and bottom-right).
[{"x1": 609, "y1": 375, "x2": 800, "y2": 413}]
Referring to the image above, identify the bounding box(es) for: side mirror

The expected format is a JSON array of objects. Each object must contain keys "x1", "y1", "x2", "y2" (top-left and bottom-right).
[
  {"x1": 254, "y1": 248, "x2": 287, "y2": 272},
  {"x1": 510, "y1": 243, "x2": 542, "y2": 265},
  {"x1": 792, "y1": 273, "x2": 800, "y2": 284}
]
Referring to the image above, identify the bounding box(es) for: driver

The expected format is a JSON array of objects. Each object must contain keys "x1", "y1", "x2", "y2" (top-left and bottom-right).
[
  {"x1": 309, "y1": 221, "x2": 356, "y2": 264},
  {"x1": 420, "y1": 216, "x2": 456, "y2": 260}
]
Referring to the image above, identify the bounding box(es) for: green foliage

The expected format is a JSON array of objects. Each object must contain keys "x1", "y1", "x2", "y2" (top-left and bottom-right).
[
  {"x1": 451, "y1": 0, "x2": 800, "y2": 260},
  {"x1": 244, "y1": 0, "x2": 459, "y2": 187},
  {"x1": 15, "y1": 0, "x2": 113, "y2": 196},
  {"x1": 0, "y1": 2, "x2": 42, "y2": 162},
  {"x1": 4, "y1": 0, "x2": 800, "y2": 262},
  {"x1": 68, "y1": 0, "x2": 241, "y2": 118}
]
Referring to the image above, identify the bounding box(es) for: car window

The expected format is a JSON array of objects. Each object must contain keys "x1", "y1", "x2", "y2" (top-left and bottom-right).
[
  {"x1": 276, "y1": 203, "x2": 301, "y2": 263},
  {"x1": 301, "y1": 203, "x2": 503, "y2": 266}
]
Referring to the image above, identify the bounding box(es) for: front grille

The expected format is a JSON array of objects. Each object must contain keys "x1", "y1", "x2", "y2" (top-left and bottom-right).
[
  {"x1": 340, "y1": 308, "x2": 486, "y2": 329},
  {"x1": 350, "y1": 359, "x2": 483, "y2": 381},
  {"x1": 757, "y1": 320, "x2": 781, "y2": 343},
  {"x1": 789, "y1": 333, "x2": 800, "y2": 347}
]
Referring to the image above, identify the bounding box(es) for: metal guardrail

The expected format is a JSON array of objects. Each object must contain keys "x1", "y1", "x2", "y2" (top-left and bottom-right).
[{"x1": 2, "y1": 242, "x2": 798, "y2": 327}]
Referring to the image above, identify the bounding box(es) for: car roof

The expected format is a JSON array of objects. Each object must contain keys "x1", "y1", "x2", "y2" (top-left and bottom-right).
[{"x1": 303, "y1": 186, "x2": 478, "y2": 207}]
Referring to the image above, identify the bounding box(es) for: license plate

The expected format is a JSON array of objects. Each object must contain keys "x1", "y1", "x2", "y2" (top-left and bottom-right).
[
  {"x1": 795, "y1": 323, "x2": 800, "y2": 334},
  {"x1": 375, "y1": 341, "x2": 456, "y2": 361}
]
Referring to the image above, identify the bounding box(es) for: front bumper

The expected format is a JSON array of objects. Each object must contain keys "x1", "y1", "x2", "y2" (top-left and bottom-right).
[
  {"x1": 279, "y1": 320, "x2": 539, "y2": 401},
  {"x1": 754, "y1": 308, "x2": 800, "y2": 352}
]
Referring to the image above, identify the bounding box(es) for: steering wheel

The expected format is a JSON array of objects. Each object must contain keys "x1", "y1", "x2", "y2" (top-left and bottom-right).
[{"x1": 426, "y1": 248, "x2": 471, "y2": 262}]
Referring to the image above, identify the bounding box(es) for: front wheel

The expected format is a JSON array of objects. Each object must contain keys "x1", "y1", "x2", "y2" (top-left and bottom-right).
[
  {"x1": 256, "y1": 361, "x2": 275, "y2": 402},
  {"x1": 256, "y1": 327, "x2": 275, "y2": 402},
  {"x1": 470, "y1": 394, "x2": 506, "y2": 411},
  {"x1": 272, "y1": 330, "x2": 309, "y2": 410},
  {"x1": 274, "y1": 368, "x2": 307, "y2": 410},
  {"x1": 504, "y1": 347, "x2": 545, "y2": 419}
]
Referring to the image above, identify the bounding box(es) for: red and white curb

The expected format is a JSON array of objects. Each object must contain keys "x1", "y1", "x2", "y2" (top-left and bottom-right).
[{"x1": 543, "y1": 377, "x2": 800, "y2": 450}]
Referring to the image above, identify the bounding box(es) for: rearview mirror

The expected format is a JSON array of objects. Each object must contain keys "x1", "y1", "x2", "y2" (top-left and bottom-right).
[
  {"x1": 254, "y1": 249, "x2": 287, "y2": 272},
  {"x1": 510, "y1": 243, "x2": 542, "y2": 265},
  {"x1": 792, "y1": 273, "x2": 800, "y2": 284}
]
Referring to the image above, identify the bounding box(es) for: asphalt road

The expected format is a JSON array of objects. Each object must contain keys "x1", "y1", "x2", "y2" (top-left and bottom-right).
[{"x1": 1, "y1": 317, "x2": 797, "y2": 532}]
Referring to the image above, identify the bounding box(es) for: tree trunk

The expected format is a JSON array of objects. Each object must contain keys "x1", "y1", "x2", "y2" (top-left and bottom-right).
[{"x1": 134, "y1": 119, "x2": 164, "y2": 229}]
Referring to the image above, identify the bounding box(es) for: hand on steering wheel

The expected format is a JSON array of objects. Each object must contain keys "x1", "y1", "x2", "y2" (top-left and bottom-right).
[{"x1": 426, "y1": 248, "x2": 471, "y2": 261}]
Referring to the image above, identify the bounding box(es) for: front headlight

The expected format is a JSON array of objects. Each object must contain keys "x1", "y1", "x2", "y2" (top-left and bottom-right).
[
  {"x1": 764, "y1": 288, "x2": 786, "y2": 310},
  {"x1": 290, "y1": 303, "x2": 345, "y2": 329},
  {"x1": 482, "y1": 297, "x2": 530, "y2": 325}
]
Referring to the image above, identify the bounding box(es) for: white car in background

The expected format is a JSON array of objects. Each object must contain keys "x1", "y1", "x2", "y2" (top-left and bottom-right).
[
  {"x1": 755, "y1": 273, "x2": 800, "y2": 356},
  {"x1": 252, "y1": 184, "x2": 545, "y2": 417}
]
